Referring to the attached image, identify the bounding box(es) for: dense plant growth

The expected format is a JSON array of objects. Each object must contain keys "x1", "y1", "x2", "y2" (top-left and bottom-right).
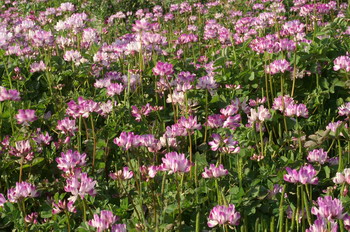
[{"x1": 0, "y1": 0, "x2": 350, "y2": 231}]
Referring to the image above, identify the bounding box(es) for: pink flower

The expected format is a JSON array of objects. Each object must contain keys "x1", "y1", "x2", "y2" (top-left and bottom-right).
[
  {"x1": 196, "y1": 76, "x2": 218, "y2": 95},
  {"x1": 159, "y1": 152, "x2": 192, "y2": 174},
  {"x1": 202, "y1": 164, "x2": 228, "y2": 178},
  {"x1": 15, "y1": 109, "x2": 37, "y2": 125},
  {"x1": 9, "y1": 140, "x2": 34, "y2": 161},
  {"x1": 307, "y1": 149, "x2": 328, "y2": 164},
  {"x1": 0, "y1": 193, "x2": 7, "y2": 206},
  {"x1": 152, "y1": 61, "x2": 174, "y2": 76},
  {"x1": 111, "y1": 224, "x2": 127, "y2": 232},
  {"x1": 265, "y1": 59, "x2": 292, "y2": 74},
  {"x1": 285, "y1": 103, "x2": 309, "y2": 118},
  {"x1": 311, "y1": 196, "x2": 345, "y2": 221},
  {"x1": 52, "y1": 200, "x2": 76, "y2": 214},
  {"x1": 333, "y1": 55, "x2": 350, "y2": 72},
  {"x1": 106, "y1": 83, "x2": 124, "y2": 96},
  {"x1": 30, "y1": 61, "x2": 46, "y2": 73},
  {"x1": 272, "y1": 95, "x2": 294, "y2": 112},
  {"x1": 338, "y1": 102, "x2": 350, "y2": 117},
  {"x1": 177, "y1": 115, "x2": 202, "y2": 131},
  {"x1": 248, "y1": 105, "x2": 271, "y2": 124},
  {"x1": 333, "y1": 172, "x2": 345, "y2": 184},
  {"x1": 284, "y1": 164, "x2": 318, "y2": 185},
  {"x1": 57, "y1": 117, "x2": 77, "y2": 135},
  {"x1": 7, "y1": 182, "x2": 39, "y2": 203},
  {"x1": 113, "y1": 132, "x2": 141, "y2": 150},
  {"x1": 88, "y1": 210, "x2": 119, "y2": 232},
  {"x1": 0, "y1": 86, "x2": 20, "y2": 101},
  {"x1": 25, "y1": 212, "x2": 38, "y2": 224},
  {"x1": 56, "y1": 150, "x2": 87, "y2": 174},
  {"x1": 109, "y1": 167, "x2": 134, "y2": 180},
  {"x1": 207, "y1": 204, "x2": 240, "y2": 228},
  {"x1": 63, "y1": 50, "x2": 87, "y2": 66},
  {"x1": 64, "y1": 172, "x2": 97, "y2": 202}
]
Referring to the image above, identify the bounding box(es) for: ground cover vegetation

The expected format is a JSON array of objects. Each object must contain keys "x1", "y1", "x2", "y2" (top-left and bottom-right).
[{"x1": 0, "y1": 0, "x2": 350, "y2": 231}]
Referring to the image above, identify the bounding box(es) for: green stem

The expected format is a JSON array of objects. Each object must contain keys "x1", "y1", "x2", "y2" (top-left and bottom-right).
[
  {"x1": 90, "y1": 115, "x2": 97, "y2": 174},
  {"x1": 278, "y1": 185, "x2": 286, "y2": 232},
  {"x1": 65, "y1": 210, "x2": 71, "y2": 232}
]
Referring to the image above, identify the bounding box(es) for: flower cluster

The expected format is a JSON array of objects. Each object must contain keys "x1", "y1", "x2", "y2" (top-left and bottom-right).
[
  {"x1": 7, "y1": 182, "x2": 39, "y2": 203},
  {"x1": 207, "y1": 204, "x2": 241, "y2": 228},
  {"x1": 283, "y1": 164, "x2": 318, "y2": 185}
]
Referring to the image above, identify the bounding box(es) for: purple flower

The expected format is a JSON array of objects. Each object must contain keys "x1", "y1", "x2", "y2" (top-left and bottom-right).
[
  {"x1": 113, "y1": 132, "x2": 141, "y2": 150},
  {"x1": 177, "y1": 115, "x2": 202, "y2": 131},
  {"x1": 152, "y1": 61, "x2": 174, "y2": 76},
  {"x1": 338, "y1": 102, "x2": 350, "y2": 117},
  {"x1": 0, "y1": 193, "x2": 7, "y2": 206},
  {"x1": 285, "y1": 103, "x2": 309, "y2": 118},
  {"x1": 307, "y1": 148, "x2": 328, "y2": 164},
  {"x1": 265, "y1": 59, "x2": 292, "y2": 75},
  {"x1": 306, "y1": 218, "x2": 338, "y2": 232},
  {"x1": 196, "y1": 76, "x2": 218, "y2": 95},
  {"x1": 0, "y1": 86, "x2": 20, "y2": 101},
  {"x1": 311, "y1": 196, "x2": 345, "y2": 221},
  {"x1": 57, "y1": 117, "x2": 78, "y2": 135},
  {"x1": 63, "y1": 50, "x2": 87, "y2": 66},
  {"x1": 30, "y1": 61, "x2": 46, "y2": 73},
  {"x1": 88, "y1": 210, "x2": 119, "y2": 232},
  {"x1": 109, "y1": 167, "x2": 134, "y2": 180},
  {"x1": 206, "y1": 114, "x2": 225, "y2": 128},
  {"x1": 272, "y1": 95, "x2": 295, "y2": 112},
  {"x1": 25, "y1": 212, "x2": 38, "y2": 224},
  {"x1": 7, "y1": 182, "x2": 39, "y2": 203},
  {"x1": 107, "y1": 83, "x2": 124, "y2": 97},
  {"x1": 56, "y1": 150, "x2": 87, "y2": 174},
  {"x1": 111, "y1": 224, "x2": 127, "y2": 232},
  {"x1": 344, "y1": 214, "x2": 350, "y2": 231},
  {"x1": 284, "y1": 164, "x2": 318, "y2": 185},
  {"x1": 248, "y1": 105, "x2": 271, "y2": 123},
  {"x1": 333, "y1": 55, "x2": 350, "y2": 72},
  {"x1": 64, "y1": 172, "x2": 97, "y2": 202},
  {"x1": 9, "y1": 140, "x2": 34, "y2": 161},
  {"x1": 15, "y1": 109, "x2": 37, "y2": 125},
  {"x1": 207, "y1": 204, "x2": 240, "y2": 228},
  {"x1": 159, "y1": 152, "x2": 192, "y2": 174},
  {"x1": 202, "y1": 164, "x2": 228, "y2": 178},
  {"x1": 52, "y1": 200, "x2": 76, "y2": 214}
]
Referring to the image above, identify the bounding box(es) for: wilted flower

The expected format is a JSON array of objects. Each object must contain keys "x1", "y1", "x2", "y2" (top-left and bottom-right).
[{"x1": 207, "y1": 204, "x2": 240, "y2": 228}]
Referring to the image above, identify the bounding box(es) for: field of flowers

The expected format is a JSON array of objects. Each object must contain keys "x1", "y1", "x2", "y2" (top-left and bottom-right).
[{"x1": 0, "y1": 0, "x2": 350, "y2": 231}]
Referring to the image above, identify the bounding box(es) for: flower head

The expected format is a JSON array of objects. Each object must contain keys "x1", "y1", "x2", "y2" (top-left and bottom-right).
[
  {"x1": 202, "y1": 164, "x2": 228, "y2": 178},
  {"x1": 15, "y1": 109, "x2": 37, "y2": 125},
  {"x1": 159, "y1": 152, "x2": 192, "y2": 174},
  {"x1": 208, "y1": 204, "x2": 240, "y2": 228}
]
